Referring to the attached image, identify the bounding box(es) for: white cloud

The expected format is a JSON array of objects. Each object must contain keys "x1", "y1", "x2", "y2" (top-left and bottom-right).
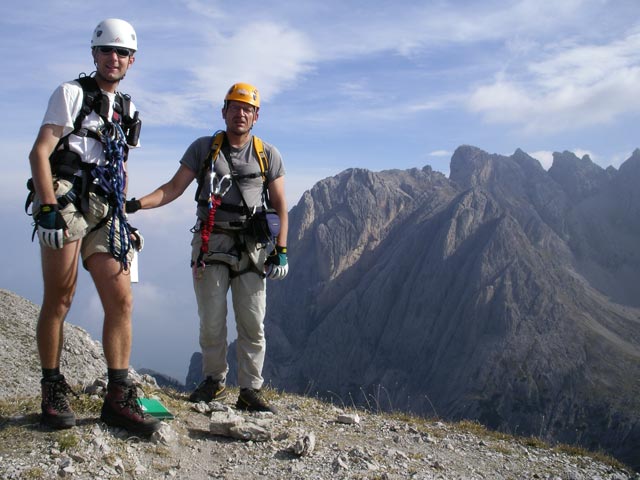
[
  {"x1": 572, "y1": 149, "x2": 595, "y2": 162},
  {"x1": 468, "y1": 30, "x2": 640, "y2": 134},
  {"x1": 128, "y1": 19, "x2": 316, "y2": 128},
  {"x1": 181, "y1": 0, "x2": 225, "y2": 20},
  {"x1": 429, "y1": 150, "x2": 452, "y2": 158},
  {"x1": 189, "y1": 22, "x2": 315, "y2": 106},
  {"x1": 530, "y1": 148, "x2": 596, "y2": 170},
  {"x1": 529, "y1": 151, "x2": 553, "y2": 170}
]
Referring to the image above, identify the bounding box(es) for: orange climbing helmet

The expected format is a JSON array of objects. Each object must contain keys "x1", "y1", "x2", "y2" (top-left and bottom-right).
[{"x1": 224, "y1": 82, "x2": 260, "y2": 109}]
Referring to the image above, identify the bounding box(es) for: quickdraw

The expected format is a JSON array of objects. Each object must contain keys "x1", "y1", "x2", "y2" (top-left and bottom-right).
[
  {"x1": 193, "y1": 173, "x2": 233, "y2": 279},
  {"x1": 92, "y1": 122, "x2": 132, "y2": 269}
]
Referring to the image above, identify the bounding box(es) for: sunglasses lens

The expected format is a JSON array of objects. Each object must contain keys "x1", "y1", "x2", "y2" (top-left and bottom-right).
[{"x1": 98, "y1": 46, "x2": 131, "y2": 57}]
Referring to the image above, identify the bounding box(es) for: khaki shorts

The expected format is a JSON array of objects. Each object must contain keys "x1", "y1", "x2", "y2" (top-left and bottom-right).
[{"x1": 32, "y1": 178, "x2": 134, "y2": 266}]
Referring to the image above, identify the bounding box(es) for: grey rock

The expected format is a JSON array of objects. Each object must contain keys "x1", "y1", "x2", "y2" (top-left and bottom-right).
[
  {"x1": 0, "y1": 289, "x2": 107, "y2": 399},
  {"x1": 291, "y1": 431, "x2": 316, "y2": 456},
  {"x1": 209, "y1": 410, "x2": 272, "y2": 441},
  {"x1": 260, "y1": 146, "x2": 640, "y2": 471},
  {"x1": 337, "y1": 413, "x2": 360, "y2": 425}
]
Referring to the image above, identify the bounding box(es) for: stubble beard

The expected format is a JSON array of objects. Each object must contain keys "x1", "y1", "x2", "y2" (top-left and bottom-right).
[{"x1": 95, "y1": 70, "x2": 126, "y2": 85}]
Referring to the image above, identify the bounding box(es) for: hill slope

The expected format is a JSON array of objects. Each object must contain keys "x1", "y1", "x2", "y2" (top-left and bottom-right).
[{"x1": 261, "y1": 147, "x2": 640, "y2": 470}]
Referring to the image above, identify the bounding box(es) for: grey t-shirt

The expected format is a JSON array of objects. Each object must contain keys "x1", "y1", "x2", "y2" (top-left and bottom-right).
[{"x1": 180, "y1": 134, "x2": 285, "y2": 223}]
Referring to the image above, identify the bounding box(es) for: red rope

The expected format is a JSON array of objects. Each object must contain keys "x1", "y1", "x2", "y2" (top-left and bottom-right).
[{"x1": 193, "y1": 196, "x2": 222, "y2": 278}]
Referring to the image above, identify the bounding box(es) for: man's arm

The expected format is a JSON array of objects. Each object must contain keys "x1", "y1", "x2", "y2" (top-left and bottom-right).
[
  {"x1": 133, "y1": 164, "x2": 197, "y2": 210},
  {"x1": 28, "y1": 124, "x2": 64, "y2": 204},
  {"x1": 267, "y1": 175, "x2": 288, "y2": 247}
]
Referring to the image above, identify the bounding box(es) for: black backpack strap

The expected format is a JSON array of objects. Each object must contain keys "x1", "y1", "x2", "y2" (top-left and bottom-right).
[{"x1": 74, "y1": 75, "x2": 110, "y2": 129}]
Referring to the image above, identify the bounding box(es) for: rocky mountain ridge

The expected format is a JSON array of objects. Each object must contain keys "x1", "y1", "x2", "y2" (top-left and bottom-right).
[
  {"x1": 260, "y1": 146, "x2": 640, "y2": 470},
  {"x1": 0, "y1": 289, "x2": 637, "y2": 479}
]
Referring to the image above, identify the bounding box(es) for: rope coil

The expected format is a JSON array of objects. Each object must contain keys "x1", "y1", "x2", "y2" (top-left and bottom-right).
[{"x1": 92, "y1": 122, "x2": 132, "y2": 269}]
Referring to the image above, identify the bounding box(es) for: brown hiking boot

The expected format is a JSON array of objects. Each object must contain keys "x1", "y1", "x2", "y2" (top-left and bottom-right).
[
  {"x1": 236, "y1": 388, "x2": 278, "y2": 414},
  {"x1": 100, "y1": 381, "x2": 161, "y2": 437},
  {"x1": 188, "y1": 377, "x2": 227, "y2": 403},
  {"x1": 40, "y1": 374, "x2": 77, "y2": 429}
]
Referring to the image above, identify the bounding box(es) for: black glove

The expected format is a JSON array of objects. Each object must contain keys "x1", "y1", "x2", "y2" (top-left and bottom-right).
[
  {"x1": 265, "y1": 246, "x2": 288, "y2": 280},
  {"x1": 126, "y1": 198, "x2": 142, "y2": 214},
  {"x1": 35, "y1": 204, "x2": 67, "y2": 249}
]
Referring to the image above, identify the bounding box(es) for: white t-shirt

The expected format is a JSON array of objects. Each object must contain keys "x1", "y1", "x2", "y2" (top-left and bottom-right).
[{"x1": 41, "y1": 80, "x2": 138, "y2": 167}]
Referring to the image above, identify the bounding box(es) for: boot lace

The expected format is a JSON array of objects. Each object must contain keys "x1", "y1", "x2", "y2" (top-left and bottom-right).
[
  {"x1": 116, "y1": 383, "x2": 145, "y2": 416},
  {"x1": 45, "y1": 378, "x2": 77, "y2": 410}
]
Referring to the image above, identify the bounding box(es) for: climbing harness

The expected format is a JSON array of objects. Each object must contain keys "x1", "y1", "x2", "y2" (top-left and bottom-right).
[
  {"x1": 52, "y1": 74, "x2": 140, "y2": 161},
  {"x1": 191, "y1": 130, "x2": 279, "y2": 278},
  {"x1": 195, "y1": 131, "x2": 269, "y2": 207},
  {"x1": 26, "y1": 73, "x2": 142, "y2": 268},
  {"x1": 192, "y1": 173, "x2": 233, "y2": 279}
]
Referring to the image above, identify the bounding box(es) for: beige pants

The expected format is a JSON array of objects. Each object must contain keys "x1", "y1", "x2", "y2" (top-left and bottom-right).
[{"x1": 191, "y1": 230, "x2": 268, "y2": 389}]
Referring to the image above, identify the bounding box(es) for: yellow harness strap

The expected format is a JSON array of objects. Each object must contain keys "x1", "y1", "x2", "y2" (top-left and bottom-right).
[
  {"x1": 208, "y1": 131, "x2": 225, "y2": 164},
  {"x1": 208, "y1": 132, "x2": 268, "y2": 181},
  {"x1": 252, "y1": 136, "x2": 269, "y2": 183}
]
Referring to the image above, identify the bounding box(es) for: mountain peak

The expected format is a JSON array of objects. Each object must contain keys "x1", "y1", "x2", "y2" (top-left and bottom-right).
[
  {"x1": 548, "y1": 150, "x2": 609, "y2": 200},
  {"x1": 264, "y1": 148, "x2": 640, "y2": 470}
]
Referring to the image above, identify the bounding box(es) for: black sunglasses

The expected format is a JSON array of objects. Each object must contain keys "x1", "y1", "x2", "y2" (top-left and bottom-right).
[{"x1": 96, "y1": 46, "x2": 133, "y2": 58}]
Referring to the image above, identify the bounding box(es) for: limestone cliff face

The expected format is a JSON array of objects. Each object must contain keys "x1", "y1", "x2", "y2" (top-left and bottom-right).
[{"x1": 261, "y1": 146, "x2": 640, "y2": 469}]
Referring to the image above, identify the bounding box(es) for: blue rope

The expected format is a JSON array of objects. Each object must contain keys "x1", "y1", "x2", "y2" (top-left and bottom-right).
[{"x1": 92, "y1": 122, "x2": 131, "y2": 269}]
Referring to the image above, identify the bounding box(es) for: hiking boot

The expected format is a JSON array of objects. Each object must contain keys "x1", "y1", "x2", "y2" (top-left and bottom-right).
[
  {"x1": 236, "y1": 388, "x2": 278, "y2": 414},
  {"x1": 100, "y1": 381, "x2": 161, "y2": 437},
  {"x1": 40, "y1": 374, "x2": 77, "y2": 429},
  {"x1": 188, "y1": 377, "x2": 227, "y2": 403}
]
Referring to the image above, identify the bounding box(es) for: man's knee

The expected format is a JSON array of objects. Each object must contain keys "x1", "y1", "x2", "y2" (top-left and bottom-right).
[
  {"x1": 111, "y1": 291, "x2": 134, "y2": 318},
  {"x1": 42, "y1": 285, "x2": 76, "y2": 317}
]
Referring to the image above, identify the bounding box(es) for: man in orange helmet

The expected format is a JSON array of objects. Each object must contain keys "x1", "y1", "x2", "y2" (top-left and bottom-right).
[{"x1": 127, "y1": 82, "x2": 288, "y2": 413}]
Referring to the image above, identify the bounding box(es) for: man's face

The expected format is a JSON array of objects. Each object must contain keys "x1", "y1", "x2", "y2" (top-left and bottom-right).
[
  {"x1": 223, "y1": 101, "x2": 258, "y2": 136},
  {"x1": 92, "y1": 46, "x2": 135, "y2": 84}
]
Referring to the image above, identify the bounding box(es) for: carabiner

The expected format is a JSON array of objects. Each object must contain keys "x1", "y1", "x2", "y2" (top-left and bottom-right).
[{"x1": 212, "y1": 174, "x2": 233, "y2": 198}]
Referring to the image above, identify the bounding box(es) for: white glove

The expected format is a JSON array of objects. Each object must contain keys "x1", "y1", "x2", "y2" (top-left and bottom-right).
[
  {"x1": 129, "y1": 226, "x2": 144, "y2": 252},
  {"x1": 36, "y1": 204, "x2": 67, "y2": 250},
  {"x1": 266, "y1": 263, "x2": 289, "y2": 280},
  {"x1": 265, "y1": 247, "x2": 289, "y2": 280},
  {"x1": 38, "y1": 225, "x2": 65, "y2": 249}
]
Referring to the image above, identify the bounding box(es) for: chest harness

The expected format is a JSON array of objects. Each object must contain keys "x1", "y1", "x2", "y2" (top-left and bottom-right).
[
  {"x1": 26, "y1": 73, "x2": 142, "y2": 268},
  {"x1": 191, "y1": 130, "x2": 272, "y2": 278}
]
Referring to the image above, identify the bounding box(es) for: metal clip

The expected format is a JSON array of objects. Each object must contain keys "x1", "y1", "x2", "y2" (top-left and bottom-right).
[{"x1": 211, "y1": 173, "x2": 233, "y2": 198}]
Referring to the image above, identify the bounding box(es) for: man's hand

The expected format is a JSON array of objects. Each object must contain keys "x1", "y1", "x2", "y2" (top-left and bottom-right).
[
  {"x1": 125, "y1": 197, "x2": 142, "y2": 214},
  {"x1": 35, "y1": 204, "x2": 67, "y2": 249},
  {"x1": 129, "y1": 225, "x2": 144, "y2": 252},
  {"x1": 265, "y1": 246, "x2": 288, "y2": 280}
]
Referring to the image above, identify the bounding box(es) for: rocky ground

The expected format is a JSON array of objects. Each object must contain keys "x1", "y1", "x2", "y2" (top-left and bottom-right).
[
  {"x1": 0, "y1": 288, "x2": 637, "y2": 479},
  {"x1": 1, "y1": 383, "x2": 638, "y2": 480}
]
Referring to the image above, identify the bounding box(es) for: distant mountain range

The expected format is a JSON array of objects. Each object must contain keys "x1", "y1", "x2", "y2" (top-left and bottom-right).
[{"x1": 248, "y1": 145, "x2": 640, "y2": 469}]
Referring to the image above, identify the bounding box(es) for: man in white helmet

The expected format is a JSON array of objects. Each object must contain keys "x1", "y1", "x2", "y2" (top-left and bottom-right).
[
  {"x1": 126, "y1": 82, "x2": 288, "y2": 414},
  {"x1": 27, "y1": 18, "x2": 159, "y2": 436}
]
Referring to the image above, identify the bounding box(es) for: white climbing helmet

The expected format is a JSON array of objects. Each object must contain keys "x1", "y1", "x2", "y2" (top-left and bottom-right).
[{"x1": 91, "y1": 18, "x2": 137, "y2": 52}]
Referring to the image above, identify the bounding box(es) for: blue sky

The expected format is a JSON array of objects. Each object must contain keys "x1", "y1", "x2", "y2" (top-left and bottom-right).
[{"x1": 2, "y1": 0, "x2": 639, "y2": 381}]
